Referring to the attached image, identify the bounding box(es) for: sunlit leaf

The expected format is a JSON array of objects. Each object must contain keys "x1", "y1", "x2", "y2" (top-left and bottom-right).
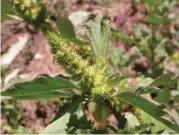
[
  {"x1": 118, "y1": 92, "x2": 179, "y2": 133},
  {"x1": 136, "y1": 109, "x2": 170, "y2": 133},
  {"x1": 41, "y1": 113, "x2": 71, "y2": 134},
  {"x1": 69, "y1": 11, "x2": 90, "y2": 25}
]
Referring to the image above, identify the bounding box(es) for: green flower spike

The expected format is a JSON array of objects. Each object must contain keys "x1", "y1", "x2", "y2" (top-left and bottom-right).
[
  {"x1": 47, "y1": 31, "x2": 114, "y2": 98},
  {"x1": 12, "y1": 0, "x2": 50, "y2": 28}
]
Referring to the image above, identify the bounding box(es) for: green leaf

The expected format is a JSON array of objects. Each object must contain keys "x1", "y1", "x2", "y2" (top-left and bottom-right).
[
  {"x1": 116, "y1": 115, "x2": 127, "y2": 129},
  {"x1": 146, "y1": 14, "x2": 169, "y2": 25},
  {"x1": 69, "y1": 37, "x2": 86, "y2": 45},
  {"x1": 41, "y1": 97, "x2": 86, "y2": 134},
  {"x1": 112, "y1": 31, "x2": 138, "y2": 46},
  {"x1": 118, "y1": 123, "x2": 153, "y2": 134},
  {"x1": 87, "y1": 14, "x2": 110, "y2": 58},
  {"x1": 125, "y1": 112, "x2": 140, "y2": 128},
  {"x1": 1, "y1": 75, "x2": 78, "y2": 99},
  {"x1": 1, "y1": 1, "x2": 14, "y2": 14},
  {"x1": 155, "y1": 91, "x2": 171, "y2": 104},
  {"x1": 1, "y1": 1, "x2": 16, "y2": 21},
  {"x1": 108, "y1": 74, "x2": 127, "y2": 86},
  {"x1": 138, "y1": 78, "x2": 154, "y2": 87},
  {"x1": 56, "y1": 18, "x2": 85, "y2": 45},
  {"x1": 13, "y1": 91, "x2": 73, "y2": 100},
  {"x1": 41, "y1": 113, "x2": 71, "y2": 134},
  {"x1": 136, "y1": 109, "x2": 169, "y2": 133},
  {"x1": 67, "y1": 102, "x2": 106, "y2": 134},
  {"x1": 135, "y1": 86, "x2": 161, "y2": 94},
  {"x1": 143, "y1": 0, "x2": 163, "y2": 12},
  {"x1": 118, "y1": 92, "x2": 179, "y2": 133},
  {"x1": 51, "y1": 96, "x2": 81, "y2": 122},
  {"x1": 131, "y1": 123, "x2": 154, "y2": 134},
  {"x1": 154, "y1": 38, "x2": 168, "y2": 60},
  {"x1": 56, "y1": 18, "x2": 76, "y2": 38},
  {"x1": 109, "y1": 47, "x2": 130, "y2": 67},
  {"x1": 67, "y1": 104, "x2": 92, "y2": 134},
  {"x1": 150, "y1": 73, "x2": 176, "y2": 87}
]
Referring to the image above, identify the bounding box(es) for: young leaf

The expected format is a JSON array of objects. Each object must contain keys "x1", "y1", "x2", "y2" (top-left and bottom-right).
[
  {"x1": 87, "y1": 14, "x2": 110, "y2": 58},
  {"x1": 118, "y1": 92, "x2": 179, "y2": 133},
  {"x1": 1, "y1": 75, "x2": 78, "y2": 98}
]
